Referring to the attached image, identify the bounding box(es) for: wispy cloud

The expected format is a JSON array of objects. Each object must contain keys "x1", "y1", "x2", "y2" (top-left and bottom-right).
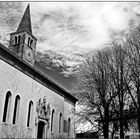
[
  {"x1": 30, "y1": 2, "x2": 140, "y2": 51},
  {"x1": 1, "y1": 2, "x2": 140, "y2": 76}
]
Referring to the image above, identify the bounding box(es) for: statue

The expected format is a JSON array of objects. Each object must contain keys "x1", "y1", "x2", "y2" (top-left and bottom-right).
[
  {"x1": 36, "y1": 98, "x2": 41, "y2": 116},
  {"x1": 36, "y1": 97, "x2": 51, "y2": 127}
]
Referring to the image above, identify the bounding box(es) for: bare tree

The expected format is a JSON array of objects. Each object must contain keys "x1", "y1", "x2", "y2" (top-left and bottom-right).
[
  {"x1": 124, "y1": 28, "x2": 140, "y2": 137},
  {"x1": 73, "y1": 48, "x2": 119, "y2": 138},
  {"x1": 73, "y1": 39, "x2": 135, "y2": 138},
  {"x1": 108, "y1": 43, "x2": 130, "y2": 138}
]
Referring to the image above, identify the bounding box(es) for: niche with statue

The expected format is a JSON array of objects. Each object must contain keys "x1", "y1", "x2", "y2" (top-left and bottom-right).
[{"x1": 35, "y1": 96, "x2": 51, "y2": 138}]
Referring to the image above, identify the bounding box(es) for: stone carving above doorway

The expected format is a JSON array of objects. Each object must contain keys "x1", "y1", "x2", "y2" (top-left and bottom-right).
[{"x1": 36, "y1": 96, "x2": 51, "y2": 127}]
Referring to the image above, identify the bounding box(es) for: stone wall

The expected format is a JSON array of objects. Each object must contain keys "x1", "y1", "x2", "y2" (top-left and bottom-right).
[{"x1": 0, "y1": 59, "x2": 75, "y2": 138}]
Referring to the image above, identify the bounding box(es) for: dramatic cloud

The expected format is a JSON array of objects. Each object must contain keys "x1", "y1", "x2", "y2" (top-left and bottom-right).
[{"x1": 1, "y1": 2, "x2": 140, "y2": 76}]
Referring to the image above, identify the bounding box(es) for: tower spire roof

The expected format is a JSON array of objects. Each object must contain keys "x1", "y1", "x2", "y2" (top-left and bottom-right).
[{"x1": 16, "y1": 4, "x2": 32, "y2": 34}]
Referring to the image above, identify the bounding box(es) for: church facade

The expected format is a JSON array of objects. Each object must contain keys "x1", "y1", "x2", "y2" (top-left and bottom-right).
[{"x1": 0, "y1": 5, "x2": 77, "y2": 139}]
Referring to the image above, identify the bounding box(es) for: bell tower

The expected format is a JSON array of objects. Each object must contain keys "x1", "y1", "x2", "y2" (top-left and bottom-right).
[{"x1": 9, "y1": 4, "x2": 37, "y2": 65}]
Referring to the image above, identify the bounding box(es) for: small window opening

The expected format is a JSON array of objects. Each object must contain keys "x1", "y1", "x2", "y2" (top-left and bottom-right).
[
  {"x1": 15, "y1": 36, "x2": 17, "y2": 44},
  {"x1": 13, "y1": 95, "x2": 20, "y2": 124},
  {"x1": 28, "y1": 37, "x2": 30, "y2": 46},
  {"x1": 2, "y1": 91, "x2": 12, "y2": 122},
  {"x1": 59, "y1": 113, "x2": 62, "y2": 133},
  {"x1": 51, "y1": 109, "x2": 55, "y2": 132},
  {"x1": 18, "y1": 35, "x2": 21, "y2": 44},
  {"x1": 27, "y1": 101, "x2": 33, "y2": 127}
]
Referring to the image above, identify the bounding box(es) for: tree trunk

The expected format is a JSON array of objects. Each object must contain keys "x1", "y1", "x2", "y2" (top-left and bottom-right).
[
  {"x1": 120, "y1": 118, "x2": 124, "y2": 138},
  {"x1": 120, "y1": 104, "x2": 124, "y2": 138},
  {"x1": 111, "y1": 123, "x2": 116, "y2": 139},
  {"x1": 137, "y1": 86, "x2": 140, "y2": 138},
  {"x1": 103, "y1": 107, "x2": 109, "y2": 138},
  {"x1": 103, "y1": 122, "x2": 109, "y2": 138},
  {"x1": 137, "y1": 114, "x2": 140, "y2": 138},
  {"x1": 111, "y1": 131, "x2": 115, "y2": 139}
]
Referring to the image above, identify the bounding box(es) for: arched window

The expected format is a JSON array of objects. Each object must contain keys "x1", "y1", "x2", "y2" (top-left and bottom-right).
[
  {"x1": 2, "y1": 91, "x2": 12, "y2": 122},
  {"x1": 13, "y1": 95, "x2": 20, "y2": 124},
  {"x1": 68, "y1": 118, "x2": 71, "y2": 135},
  {"x1": 59, "y1": 113, "x2": 62, "y2": 133},
  {"x1": 30, "y1": 40, "x2": 33, "y2": 47},
  {"x1": 18, "y1": 35, "x2": 21, "y2": 44},
  {"x1": 27, "y1": 101, "x2": 33, "y2": 127},
  {"x1": 28, "y1": 37, "x2": 30, "y2": 46},
  {"x1": 15, "y1": 36, "x2": 17, "y2": 44},
  {"x1": 51, "y1": 109, "x2": 55, "y2": 132}
]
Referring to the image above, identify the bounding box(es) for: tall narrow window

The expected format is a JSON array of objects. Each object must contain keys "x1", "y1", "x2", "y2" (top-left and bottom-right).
[
  {"x1": 15, "y1": 36, "x2": 17, "y2": 44},
  {"x1": 13, "y1": 95, "x2": 20, "y2": 124},
  {"x1": 27, "y1": 101, "x2": 33, "y2": 127},
  {"x1": 2, "y1": 91, "x2": 12, "y2": 122},
  {"x1": 30, "y1": 40, "x2": 33, "y2": 47},
  {"x1": 18, "y1": 35, "x2": 21, "y2": 44},
  {"x1": 68, "y1": 118, "x2": 71, "y2": 135},
  {"x1": 28, "y1": 37, "x2": 30, "y2": 46},
  {"x1": 51, "y1": 109, "x2": 55, "y2": 132},
  {"x1": 59, "y1": 113, "x2": 62, "y2": 133}
]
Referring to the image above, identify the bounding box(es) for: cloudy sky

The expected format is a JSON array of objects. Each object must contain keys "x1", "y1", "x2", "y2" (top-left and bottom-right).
[{"x1": 1, "y1": 2, "x2": 140, "y2": 77}]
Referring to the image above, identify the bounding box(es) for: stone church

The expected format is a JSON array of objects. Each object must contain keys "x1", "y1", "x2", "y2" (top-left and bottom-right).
[{"x1": 0, "y1": 4, "x2": 77, "y2": 139}]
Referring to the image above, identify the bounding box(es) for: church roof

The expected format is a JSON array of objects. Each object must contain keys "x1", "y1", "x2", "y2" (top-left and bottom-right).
[
  {"x1": 34, "y1": 62, "x2": 77, "y2": 91},
  {"x1": 16, "y1": 4, "x2": 32, "y2": 35},
  {"x1": 0, "y1": 43, "x2": 78, "y2": 104}
]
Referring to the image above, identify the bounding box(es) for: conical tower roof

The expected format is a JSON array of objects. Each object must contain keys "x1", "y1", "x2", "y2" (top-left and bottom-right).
[{"x1": 16, "y1": 4, "x2": 32, "y2": 34}]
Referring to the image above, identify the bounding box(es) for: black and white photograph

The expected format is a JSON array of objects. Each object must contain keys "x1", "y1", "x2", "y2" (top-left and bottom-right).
[{"x1": 0, "y1": 1, "x2": 140, "y2": 139}]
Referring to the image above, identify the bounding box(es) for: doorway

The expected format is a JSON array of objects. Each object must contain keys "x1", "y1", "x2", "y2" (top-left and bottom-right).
[{"x1": 37, "y1": 121, "x2": 45, "y2": 138}]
